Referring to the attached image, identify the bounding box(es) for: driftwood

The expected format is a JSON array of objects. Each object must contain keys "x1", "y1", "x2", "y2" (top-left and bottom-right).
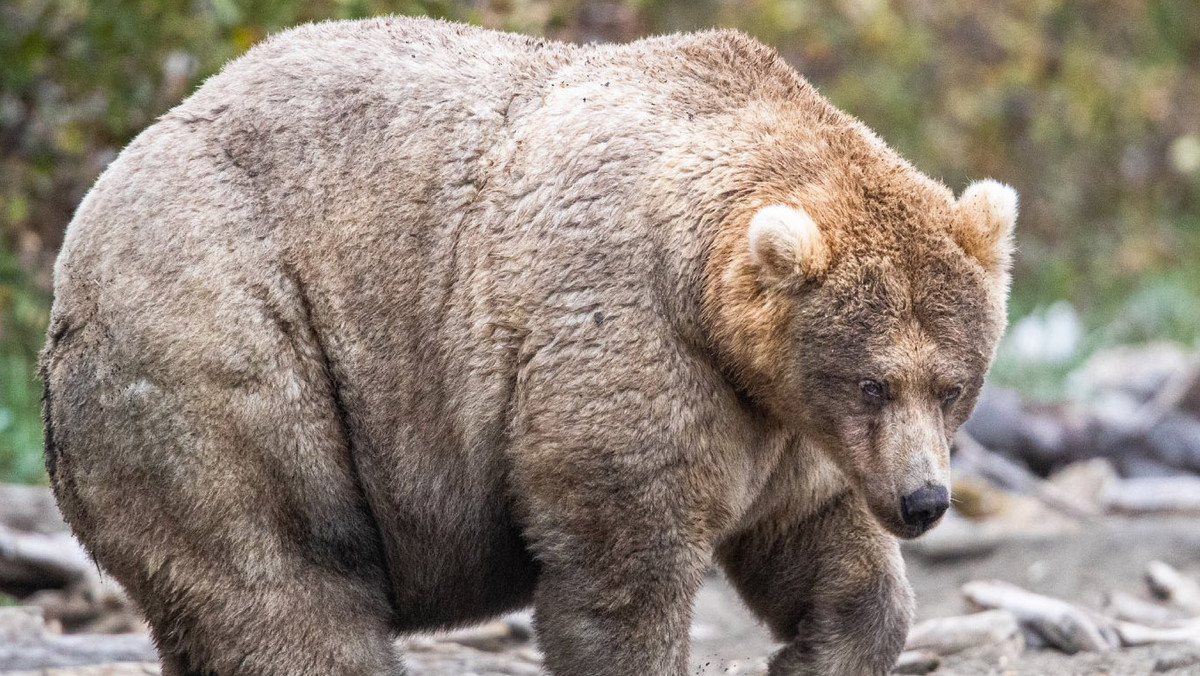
[
  {"x1": 1106, "y1": 590, "x2": 1186, "y2": 627},
  {"x1": 0, "y1": 525, "x2": 99, "y2": 595},
  {"x1": 963, "y1": 386, "x2": 1085, "y2": 475},
  {"x1": 0, "y1": 522, "x2": 139, "y2": 635},
  {"x1": 0, "y1": 484, "x2": 68, "y2": 535},
  {"x1": 961, "y1": 576, "x2": 1200, "y2": 658},
  {"x1": 1145, "y1": 560, "x2": 1200, "y2": 615},
  {"x1": 891, "y1": 649, "x2": 940, "y2": 674},
  {"x1": 961, "y1": 580, "x2": 1118, "y2": 653},
  {"x1": 1105, "y1": 476, "x2": 1200, "y2": 514},
  {"x1": 0, "y1": 607, "x2": 156, "y2": 670},
  {"x1": 433, "y1": 612, "x2": 535, "y2": 652},
  {"x1": 3, "y1": 664, "x2": 160, "y2": 676},
  {"x1": 0, "y1": 606, "x2": 550, "y2": 675},
  {"x1": 959, "y1": 398, "x2": 1200, "y2": 518},
  {"x1": 905, "y1": 609, "x2": 1023, "y2": 656},
  {"x1": 964, "y1": 374, "x2": 1200, "y2": 480},
  {"x1": 26, "y1": 586, "x2": 144, "y2": 635},
  {"x1": 953, "y1": 431, "x2": 1096, "y2": 520},
  {"x1": 1102, "y1": 476, "x2": 1200, "y2": 515},
  {"x1": 1114, "y1": 619, "x2": 1200, "y2": 648}
]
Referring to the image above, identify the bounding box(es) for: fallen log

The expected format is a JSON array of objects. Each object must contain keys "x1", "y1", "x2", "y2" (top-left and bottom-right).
[
  {"x1": 0, "y1": 523, "x2": 138, "y2": 635},
  {"x1": 0, "y1": 606, "x2": 547, "y2": 675},
  {"x1": 961, "y1": 580, "x2": 1118, "y2": 653},
  {"x1": 962, "y1": 386, "x2": 1086, "y2": 476}
]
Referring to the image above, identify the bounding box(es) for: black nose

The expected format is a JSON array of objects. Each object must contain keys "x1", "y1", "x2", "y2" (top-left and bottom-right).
[{"x1": 901, "y1": 485, "x2": 949, "y2": 529}]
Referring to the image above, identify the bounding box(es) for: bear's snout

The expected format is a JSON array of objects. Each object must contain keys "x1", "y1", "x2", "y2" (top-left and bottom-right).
[{"x1": 900, "y1": 485, "x2": 949, "y2": 532}]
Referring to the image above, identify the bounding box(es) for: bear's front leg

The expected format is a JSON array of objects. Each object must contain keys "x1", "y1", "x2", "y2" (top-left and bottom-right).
[
  {"x1": 512, "y1": 427, "x2": 712, "y2": 673},
  {"x1": 509, "y1": 320, "x2": 735, "y2": 675},
  {"x1": 531, "y1": 536, "x2": 708, "y2": 676},
  {"x1": 516, "y1": 442, "x2": 711, "y2": 676},
  {"x1": 717, "y1": 490, "x2": 914, "y2": 676}
]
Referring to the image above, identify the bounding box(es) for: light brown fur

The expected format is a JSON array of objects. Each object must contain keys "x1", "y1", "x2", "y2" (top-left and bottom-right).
[{"x1": 40, "y1": 17, "x2": 1014, "y2": 676}]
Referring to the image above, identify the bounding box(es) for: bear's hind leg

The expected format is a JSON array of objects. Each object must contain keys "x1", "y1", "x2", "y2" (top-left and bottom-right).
[
  {"x1": 716, "y1": 491, "x2": 914, "y2": 676},
  {"x1": 142, "y1": 556, "x2": 404, "y2": 676},
  {"x1": 42, "y1": 314, "x2": 403, "y2": 675}
]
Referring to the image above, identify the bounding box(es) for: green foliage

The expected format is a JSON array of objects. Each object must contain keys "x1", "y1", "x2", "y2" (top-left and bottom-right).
[
  {"x1": 1, "y1": 0, "x2": 468, "y2": 485},
  {"x1": 0, "y1": 243, "x2": 50, "y2": 484},
  {"x1": 2, "y1": 0, "x2": 1199, "y2": 480},
  {"x1": 691, "y1": 0, "x2": 1200, "y2": 320}
]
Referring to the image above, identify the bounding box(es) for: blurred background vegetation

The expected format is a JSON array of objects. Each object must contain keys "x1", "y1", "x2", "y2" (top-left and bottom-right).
[{"x1": 2, "y1": 0, "x2": 1198, "y2": 483}]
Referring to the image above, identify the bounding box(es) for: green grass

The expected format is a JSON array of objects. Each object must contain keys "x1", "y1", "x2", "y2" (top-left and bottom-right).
[
  {"x1": 0, "y1": 349, "x2": 46, "y2": 485},
  {"x1": 1, "y1": 243, "x2": 48, "y2": 486},
  {"x1": 991, "y1": 260, "x2": 1200, "y2": 401}
]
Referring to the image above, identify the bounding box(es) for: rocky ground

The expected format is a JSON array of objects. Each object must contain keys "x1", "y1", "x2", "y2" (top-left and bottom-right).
[
  {"x1": 694, "y1": 515, "x2": 1200, "y2": 675},
  {"x1": 9, "y1": 345, "x2": 1200, "y2": 674},
  {"x1": 902, "y1": 517, "x2": 1200, "y2": 675},
  {"x1": 6, "y1": 515, "x2": 1200, "y2": 675}
]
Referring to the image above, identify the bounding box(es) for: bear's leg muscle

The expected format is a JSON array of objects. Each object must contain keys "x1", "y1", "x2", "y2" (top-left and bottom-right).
[
  {"x1": 509, "y1": 336, "x2": 718, "y2": 675},
  {"x1": 717, "y1": 491, "x2": 914, "y2": 676},
  {"x1": 529, "y1": 531, "x2": 708, "y2": 676},
  {"x1": 516, "y1": 432, "x2": 711, "y2": 676},
  {"x1": 41, "y1": 308, "x2": 401, "y2": 675}
]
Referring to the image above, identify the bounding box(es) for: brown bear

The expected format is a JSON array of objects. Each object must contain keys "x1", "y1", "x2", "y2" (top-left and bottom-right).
[{"x1": 39, "y1": 16, "x2": 1016, "y2": 676}]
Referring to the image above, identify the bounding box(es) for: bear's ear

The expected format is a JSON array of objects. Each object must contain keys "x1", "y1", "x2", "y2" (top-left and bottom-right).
[
  {"x1": 747, "y1": 204, "x2": 829, "y2": 284},
  {"x1": 954, "y1": 180, "x2": 1018, "y2": 277}
]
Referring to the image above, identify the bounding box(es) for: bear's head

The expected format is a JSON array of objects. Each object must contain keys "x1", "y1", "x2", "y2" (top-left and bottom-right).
[{"x1": 708, "y1": 142, "x2": 1016, "y2": 539}]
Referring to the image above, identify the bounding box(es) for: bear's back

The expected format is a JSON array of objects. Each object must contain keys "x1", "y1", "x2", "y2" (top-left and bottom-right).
[
  {"x1": 51, "y1": 15, "x2": 826, "y2": 337},
  {"x1": 58, "y1": 16, "x2": 819, "y2": 276}
]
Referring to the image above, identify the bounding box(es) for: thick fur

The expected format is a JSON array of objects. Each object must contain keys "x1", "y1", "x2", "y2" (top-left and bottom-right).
[{"x1": 40, "y1": 17, "x2": 1013, "y2": 676}]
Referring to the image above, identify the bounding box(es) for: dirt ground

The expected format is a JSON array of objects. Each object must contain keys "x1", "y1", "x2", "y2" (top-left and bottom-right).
[
  {"x1": 685, "y1": 516, "x2": 1200, "y2": 675},
  {"x1": 9, "y1": 516, "x2": 1200, "y2": 675}
]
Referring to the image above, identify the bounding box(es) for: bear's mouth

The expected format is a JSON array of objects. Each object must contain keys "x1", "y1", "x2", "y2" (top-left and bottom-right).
[
  {"x1": 868, "y1": 498, "x2": 947, "y2": 540},
  {"x1": 896, "y1": 512, "x2": 946, "y2": 539}
]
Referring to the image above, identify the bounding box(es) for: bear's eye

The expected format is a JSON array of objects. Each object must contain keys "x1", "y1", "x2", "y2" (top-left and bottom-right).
[
  {"x1": 859, "y1": 379, "x2": 888, "y2": 406},
  {"x1": 941, "y1": 384, "x2": 964, "y2": 407}
]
